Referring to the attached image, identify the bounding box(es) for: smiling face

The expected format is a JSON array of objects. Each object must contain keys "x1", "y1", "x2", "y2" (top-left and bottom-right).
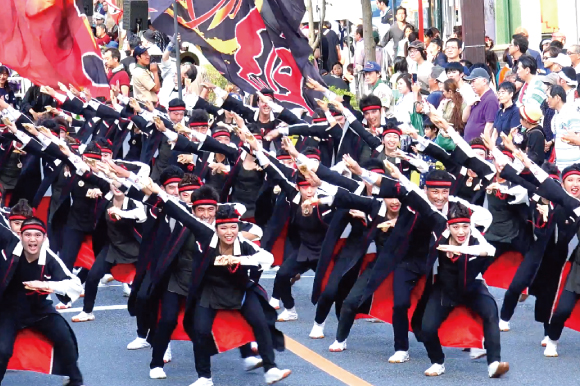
[
  {"x1": 164, "y1": 182, "x2": 180, "y2": 198},
  {"x1": 382, "y1": 132, "x2": 400, "y2": 152},
  {"x1": 180, "y1": 190, "x2": 192, "y2": 203},
  {"x1": 110, "y1": 181, "x2": 124, "y2": 198},
  {"x1": 217, "y1": 223, "x2": 238, "y2": 245},
  {"x1": 363, "y1": 108, "x2": 381, "y2": 128},
  {"x1": 563, "y1": 175, "x2": 580, "y2": 198},
  {"x1": 194, "y1": 204, "x2": 217, "y2": 223},
  {"x1": 258, "y1": 97, "x2": 272, "y2": 116},
  {"x1": 0, "y1": 70, "x2": 7, "y2": 86},
  {"x1": 424, "y1": 187, "x2": 450, "y2": 210},
  {"x1": 397, "y1": 78, "x2": 410, "y2": 94},
  {"x1": 449, "y1": 222, "x2": 470, "y2": 244},
  {"x1": 384, "y1": 198, "x2": 401, "y2": 214},
  {"x1": 22, "y1": 230, "x2": 45, "y2": 256}
]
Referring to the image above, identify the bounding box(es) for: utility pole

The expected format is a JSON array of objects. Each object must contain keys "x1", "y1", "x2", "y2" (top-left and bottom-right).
[{"x1": 461, "y1": 0, "x2": 486, "y2": 63}]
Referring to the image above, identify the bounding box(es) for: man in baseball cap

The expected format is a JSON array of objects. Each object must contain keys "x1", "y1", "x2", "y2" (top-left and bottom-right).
[
  {"x1": 463, "y1": 68, "x2": 499, "y2": 141},
  {"x1": 550, "y1": 54, "x2": 572, "y2": 73},
  {"x1": 557, "y1": 67, "x2": 578, "y2": 102},
  {"x1": 362, "y1": 61, "x2": 393, "y2": 115}
]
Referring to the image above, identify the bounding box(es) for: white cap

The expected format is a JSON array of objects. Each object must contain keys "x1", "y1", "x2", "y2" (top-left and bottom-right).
[
  {"x1": 436, "y1": 71, "x2": 448, "y2": 83},
  {"x1": 551, "y1": 53, "x2": 572, "y2": 68}
]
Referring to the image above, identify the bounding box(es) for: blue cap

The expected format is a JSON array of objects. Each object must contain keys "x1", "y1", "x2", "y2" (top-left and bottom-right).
[
  {"x1": 363, "y1": 61, "x2": 381, "y2": 73},
  {"x1": 106, "y1": 41, "x2": 119, "y2": 49},
  {"x1": 133, "y1": 46, "x2": 148, "y2": 58}
]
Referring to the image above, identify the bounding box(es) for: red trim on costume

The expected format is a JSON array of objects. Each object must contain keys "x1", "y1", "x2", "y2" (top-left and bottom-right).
[
  {"x1": 9, "y1": 215, "x2": 28, "y2": 221},
  {"x1": 178, "y1": 185, "x2": 201, "y2": 192},
  {"x1": 100, "y1": 148, "x2": 113, "y2": 154},
  {"x1": 192, "y1": 199, "x2": 218, "y2": 206},
  {"x1": 212, "y1": 131, "x2": 231, "y2": 138},
  {"x1": 549, "y1": 174, "x2": 561, "y2": 180},
  {"x1": 253, "y1": 135, "x2": 263, "y2": 140},
  {"x1": 447, "y1": 217, "x2": 471, "y2": 225},
  {"x1": 189, "y1": 122, "x2": 209, "y2": 127},
  {"x1": 563, "y1": 170, "x2": 580, "y2": 181},
  {"x1": 215, "y1": 218, "x2": 240, "y2": 224},
  {"x1": 425, "y1": 180, "x2": 452, "y2": 187},
  {"x1": 20, "y1": 224, "x2": 46, "y2": 234},
  {"x1": 59, "y1": 125, "x2": 67, "y2": 131},
  {"x1": 162, "y1": 177, "x2": 182, "y2": 186},
  {"x1": 83, "y1": 153, "x2": 102, "y2": 160},
  {"x1": 502, "y1": 150, "x2": 514, "y2": 160},
  {"x1": 312, "y1": 118, "x2": 327, "y2": 123},
  {"x1": 361, "y1": 105, "x2": 381, "y2": 112}
]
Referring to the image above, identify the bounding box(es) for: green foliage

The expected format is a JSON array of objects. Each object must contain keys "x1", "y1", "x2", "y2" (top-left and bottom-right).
[
  {"x1": 329, "y1": 86, "x2": 359, "y2": 110},
  {"x1": 203, "y1": 64, "x2": 229, "y2": 103}
]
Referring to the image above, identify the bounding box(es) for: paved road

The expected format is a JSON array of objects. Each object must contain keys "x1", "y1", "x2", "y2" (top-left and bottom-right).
[{"x1": 5, "y1": 273, "x2": 580, "y2": 386}]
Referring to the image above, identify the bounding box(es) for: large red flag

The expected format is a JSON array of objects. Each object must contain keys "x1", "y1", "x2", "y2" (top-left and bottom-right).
[{"x1": 0, "y1": 0, "x2": 109, "y2": 97}]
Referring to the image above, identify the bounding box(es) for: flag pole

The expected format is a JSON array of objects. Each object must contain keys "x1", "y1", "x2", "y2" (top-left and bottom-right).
[{"x1": 174, "y1": 0, "x2": 182, "y2": 101}]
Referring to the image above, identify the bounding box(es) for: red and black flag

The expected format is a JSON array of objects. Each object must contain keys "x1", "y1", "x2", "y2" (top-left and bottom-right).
[
  {"x1": 150, "y1": 0, "x2": 323, "y2": 113},
  {"x1": 0, "y1": 0, "x2": 109, "y2": 97}
]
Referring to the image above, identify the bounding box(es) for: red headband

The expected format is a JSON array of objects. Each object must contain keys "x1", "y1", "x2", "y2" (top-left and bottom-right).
[
  {"x1": 382, "y1": 128, "x2": 402, "y2": 137},
  {"x1": 297, "y1": 181, "x2": 312, "y2": 187},
  {"x1": 20, "y1": 224, "x2": 46, "y2": 234},
  {"x1": 563, "y1": 170, "x2": 580, "y2": 181},
  {"x1": 277, "y1": 155, "x2": 292, "y2": 160},
  {"x1": 212, "y1": 131, "x2": 231, "y2": 138},
  {"x1": 59, "y1": 125, "x2": 67, "y2": 131},
  {"x1": 162, "y1": 177, "x2": 182, "y2": 186},
  {"x1": 192, "y1": 199, "x2": 218, "y2": 206},
  {"x1": 425, "y1": 180, "x2": 453, "y2": 187},
  {"x1": 447, "y1": 217, "x2": 471, "y2": 225},
  {"x1": 83, "y1": 153, "x2": 102, "y2": 160},
  {"x1": 189, "y1": 122, "x2": 209, "y2": 127},
  {"x1": 253, "y1": 135, "x2": 263, "y2": 140},
  {"x1": 306, "y1": 154, "x2": 321, "y2": 161},
  {"x1": 312, "y1": 118, "x2": 327, "y2": 123},
  {"x1": 471, "y1": 144, "x2": 487, "y2": 152},
  {"x1": 9, "y1": 215, "x2": 28, "y2": 221},
  {"x1": 362, "y1": 105, "x2": 382, "y2": 112},
  {"x1": 168, "y1": 106, "x2": 186, "y2": 111},
  {"x1": 100, "y1": 148, "x2": 113, "y2": 154},
  {"x1": 178, "y1": 185, "x2": 201, "y2": 192},
  {"x1": 215, "y1": 217, "x2": 239, "y2": 224},
  {"x1": 370, "y1": 168, "x2": 386, "y2": 175},
  {"x1": 502, "y1": 150, "x2": 514, "y2": 160}
]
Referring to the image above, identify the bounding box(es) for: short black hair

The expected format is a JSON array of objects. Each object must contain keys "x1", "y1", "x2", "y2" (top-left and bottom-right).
[
  {"x1": 541, "y1": 162, "x2": 560, "y2": 178},
  {"x1": 550, "y1": 40, "x2": 564, "y2": 50},
  {"x1": 356, "y1": 25, "x2": 363, "y2": 38},
  {"x1": 359, "y1": 94, "x2": 382, "y2": 111},
  {"x1": 430, "y1": 37, "x2": 443, "y2": 49},
  {"x1": 545, "y1": 46, "x2": 561, "y2": 58},
  {"x1": 393, "y1": 56, "x2": 408, "y2": 74},
  {"x1": 448, "y1": 202, "x2": 472, "y2": 221},
  {"x1": 332, "y1": 62, "x2": 343, "y2": 69},
  {"x1": 425, "y1": 170, "x2": 455, "y2": 187},
  {"x1": 548, "y1": 84, "x2": 567, "y2": 103},
  {"x1": 517, "y1": 54, "x2": 537, "y2": 75},
  {"x1": 512, "y1": 34, "x2": 529, "y2": 54},
  {"x1": 10, "y1": 199, "x2": 33, "y2": 219},
  {"x1": 105, "y1": 48, "x2": 121, "y2": 62},
  {"x1": 191, "y1": 185, "x2": 219, "y2": 205},
  {"x1": 160, "y1": 165, "x2": 184, "y2": 186},
  {"x1": 446, "y1": 38, "x2": 462, "y2": 49},
  {"x1": 396, "y1": 6, "x2": 407, "y2": 15},
  {"x1": 460, "y1": 59, "x2": 473, "y2": 68},
  {"x1": 498, "y1": 81, "x2": 516, "y2": 95},
  {"x1": 215, "y1": 204, "x2": 241, "y2": 223},
  {"x1": 562, "y1": 163, "x2": 580, "y2": 180}
]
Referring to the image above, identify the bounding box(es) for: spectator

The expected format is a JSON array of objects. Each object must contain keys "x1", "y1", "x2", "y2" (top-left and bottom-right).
[
  {"x1": 427, "y1": 38, "x2": 447, "y2": 67},
  {"x1": 540, "y1": 38, "x2": 552, "y2": 54},
  {"x1": 322, "y1": 62, "x2": 349, "y2": 91},
  {"x1": 426, "y1": 66, "x2": 445, "y2": 108},
  {"x1": 376, "y1": 0, "x2": 393, "y2": 32},
  {"x1": 95, "y1": 24, "x2": 111, "y2": 46},
  {"x1": 552, "y1": 31, "x2": 567, "y2": 51},
  {"x1": 517, "y1": 104, "x2": 546, "y2": 165},
  {"x1": 131, "y1": 46, "x2": 161, "y2": 103},
  {"x1": 508, "y1": 34, "x2": 528, "y2": 71},
  {"x1": 353, "y1": 25, "x2": 365, "y2": 69},
  {"x1": 379, "y1": 6, "x2": 409, "y2": 53},
  {"x1": 321, "y1": 22, "x2": 342, "y2": 72},
  {"x1": 445, "y1": 62, "x2": 477, "y2": 105},
  {"x1": 542, "y1": 46, "x2": 561, "y2": 74},
  {"x1": 424, "y1": 27, "x2": 439, "y2": 48},
  {"x1": 445, "y1": 38, "x2": 463, "y2": 63},
  {"x1": 460, "y1": 59, "x2": 473, "y2": 69},
  {"x1": 438, "y1": 79, "x2": 465, "y2": 135},
  {"x1": 550, "y1": 54, "x2": 572, "y2": 73},
  {"x1": 394, "y1": 73, "x2": 415, "y2": 124},
  {"x1": 513, "y1": 27, "x2": 544, "y2": 71},
  {"x1": 486, "y1": 50, "x2": 500, "y2": 86},
  {"x1": 567, "y1": 44, "x2": 580, "y2": 82},
  {"x1": 493, "y1": 81, "x2": 520, "y2": 141},
  {"x1": 121, "y1": 35, "x2": 140, "y2": 76},
  {"x1": 103, "y1": 48, "x2": 130, "y2": 96},
  {"x1": 408, "y1": 41, "x2": 433, "y2": 94},
  {"x1": 390, "y1": 56, "x2": 408, "y2": 104},
  {"x1": 141, "y1": 30, "x2": 164, "y2": 58},
  {"x1": 397, "y1": 25, "x2": 415, "y2": 58},
  {"x1": 516, "y1": 55, "x2": 546, "y2": 108},
  {"x1": 549, "y1": 85, "x2": 580, "y2": 169},
  {"x1": 471, "y1": 63, "x2": 497, "y2": 91},
  {"x1": 362, "y1": 61, "x2": 393, "y2": 116},
  {"x1": 462, "y1": 68, "x2": 499, "y2": 141},
  {"x1": 0, "y1": 66, "x2": 15, "y2": 107},
  {"x1": 557, "y1": 67, "x2": 578, "y2": 103},
  {"x1": 93, "y1": 12, "x2": 105, "y2": 26}
]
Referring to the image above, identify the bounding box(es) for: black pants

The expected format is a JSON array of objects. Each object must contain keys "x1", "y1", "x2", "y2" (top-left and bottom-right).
[
  {"x1": 0, "y1": 313, "x2": 83, "y2": 385},
  {"x1": 315, "y1": 256, "x2": 361, "y2": 325},
  {"x1": 150, "y1": 290, "x2": 186, "y2": 369},
  {"x1": 392, "y1": 267, "x2": 422, "y2": 352},
  {"x1": 272, "y1": 255, "x2": 318, "y2": 309},
  {"x1": 83, "y1": 248, "x2": 113, "y2": 313},
  {"x1": 500, "y1": 247, "x2": 544, "y2": 321},
  {"x1": 335, "y1": 266, "x2": 373, "y2": 343},
  {"x1": 60, "y1": 226, "x2": 90, "y2": 271},
  {"x1": 421, "y1": 285, "x2": 501, "y2": 365},
  {"x1": 548, "y1": 290, "x2": 580, "y2": 341},
  {"x1": 135, "y1": 271, "x2": 155, "y2": 341},
  {"x1": 193, "y1": 290, "x2": 276, "y2": 379}
]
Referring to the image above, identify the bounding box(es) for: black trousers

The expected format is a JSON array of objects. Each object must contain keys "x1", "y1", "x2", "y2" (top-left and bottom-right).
[
  {"x1": 135, "y1": 271, "x2": 156, "y2": 341},
  {"x1": 272, "y1": 255, "x2": 318, "y2": 309},
  {"x1": 392, "y1": 267, "x2": 422, "y2": 352},
  {"x1": 500, "y1": 247, "x2": 544, "y2": 321},
  {"x1": 193, "y1": 290, "x2": 276, "y2": 379},
  {"x1": 335, "y1": 266, "x2": 373, "y2": 343},
  {"x1": 60, "y1": 226, "x2": 90, "y2": 271},
  {"x1": 421, "y1": 285, "x2": 501, "y2": 365},
  {"x1": 83, "y1": 247, "x2": 113, "y2": 313},
  {"x1": 315, "y1": 256, "x2": 361, "y2": 325},
  {"x1": 0, "y1": 313, "x2": 83, "y2": 385},
  {"x1": 150, "y1": 290, "x2": 186, "y2": 369},
  {"x1": 548, "y1": 289, "x2": 580, "y2": 341}
]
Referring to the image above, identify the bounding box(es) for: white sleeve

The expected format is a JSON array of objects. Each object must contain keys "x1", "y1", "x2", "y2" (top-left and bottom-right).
[{"x1": 451, "y1": 197, "x2": 493, "y2": 232}]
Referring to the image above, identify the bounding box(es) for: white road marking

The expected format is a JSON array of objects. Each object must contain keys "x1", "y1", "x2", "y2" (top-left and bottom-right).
[{"x1": 58, "y1": 305, "x2": 128, "y2": 313}]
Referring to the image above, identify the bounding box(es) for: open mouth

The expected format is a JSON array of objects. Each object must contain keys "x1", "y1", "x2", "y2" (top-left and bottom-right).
[
  {"x1": 224, "y1": 235, "x2": 235, "y2": 243},
  {"x1": 456, "y1": 236, "x2": 466, "y2": 243},
  {"x1": 571, "y1": 187, "x2": 579, "y2": 196},
  {"x1": 389, "y1": 203, "x2": 401, "y2": 211}
]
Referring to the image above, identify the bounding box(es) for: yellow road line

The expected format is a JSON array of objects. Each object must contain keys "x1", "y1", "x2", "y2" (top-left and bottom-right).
[{"x1": 284, "y1": 335, "x2": 374, "y2": 386}]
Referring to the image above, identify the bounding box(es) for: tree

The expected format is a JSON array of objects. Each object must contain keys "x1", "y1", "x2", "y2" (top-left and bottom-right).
[
  {"x1": 361, "y1": 0, "x2": 375, "y2": 62},
  {"x1": 305, "y1": 0, "x2": 326, "y2": 50}
]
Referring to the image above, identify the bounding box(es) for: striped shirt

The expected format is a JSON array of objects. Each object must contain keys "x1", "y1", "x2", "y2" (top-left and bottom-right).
[
  {"x1": 552, "y1": 103, "x2": 580, "y2": 170},
  {"x1": 517, "y1": 77, "x2": 546, "y2": 108}
]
